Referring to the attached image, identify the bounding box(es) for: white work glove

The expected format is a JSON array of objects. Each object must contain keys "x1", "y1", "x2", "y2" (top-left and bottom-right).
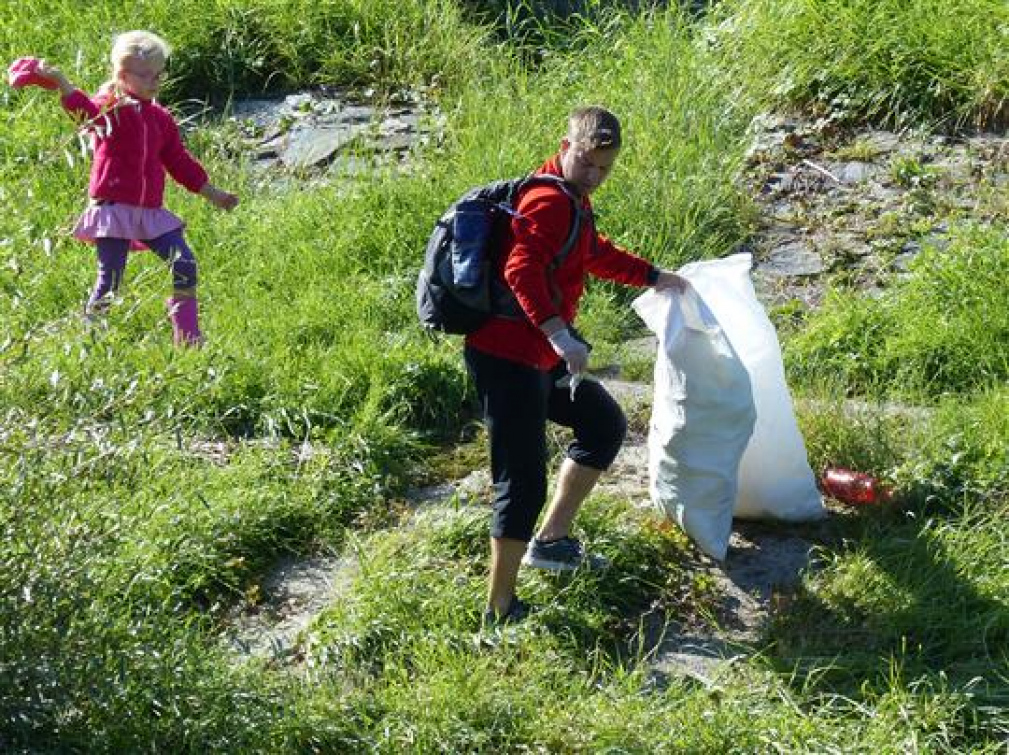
[
  {"x1": 555, "y1": 371, "x2": 599, "y2": 401},
  {"x1": 548, "y1": 328, "x2": 589, "y2": 376}
]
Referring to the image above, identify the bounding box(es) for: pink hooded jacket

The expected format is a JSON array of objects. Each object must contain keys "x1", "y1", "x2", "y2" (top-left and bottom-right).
[{"x1": 61, "y1": 89, "x2": 209, "y2": 208}]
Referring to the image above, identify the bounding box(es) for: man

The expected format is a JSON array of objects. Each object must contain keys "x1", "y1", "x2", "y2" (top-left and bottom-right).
[{"x1": 464, "y1": 106, "x2": 685, "y2": 624}]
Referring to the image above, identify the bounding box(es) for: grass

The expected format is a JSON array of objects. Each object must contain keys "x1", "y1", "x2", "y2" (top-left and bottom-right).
[
  {"x1": 709, "y1": 0, "x2": 1009, "y2": 129},
  {"x1": 786, "y1": 224, "x2": 1009, "y2": 400},
  {"x1": 1, "y1": 0, "x2": 1008, "y2": 749},
  {"x1": 0, "y1": 0, "x2": 492, "y2": 99}
]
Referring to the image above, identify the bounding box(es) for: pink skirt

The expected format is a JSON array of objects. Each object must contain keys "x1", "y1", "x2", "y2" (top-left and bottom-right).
[{"x1": 73, "y1": 202, "x2": 184, "y2": 251}]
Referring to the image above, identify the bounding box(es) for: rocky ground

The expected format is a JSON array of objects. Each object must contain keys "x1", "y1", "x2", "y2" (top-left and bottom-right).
[
  {"x1": 222, "y1": 87, "x2": 440, "y2": 187},
  {"x1": 745, "y1": 113, "x2": 1009, "y2": 311},
  {"x1": 222, "y1": 101, "x2": 1008, "y2": 683}
]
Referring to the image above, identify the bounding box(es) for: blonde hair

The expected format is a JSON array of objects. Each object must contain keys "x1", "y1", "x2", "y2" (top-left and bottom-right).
[
  {"x1": 100, "y1": 30, "x2": 170, "y2": 95},
  {"x1": 567, "y1": 106, "x2": 621, "y2": 151},
  {"x1": 111, "y1": 30, "x2": 171, "y2": 73}
]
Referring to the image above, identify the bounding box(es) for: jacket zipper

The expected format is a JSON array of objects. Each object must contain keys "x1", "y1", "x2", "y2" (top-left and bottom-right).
[{"x1": 139, "y1": 103, "x2": 148, "y2": 205}]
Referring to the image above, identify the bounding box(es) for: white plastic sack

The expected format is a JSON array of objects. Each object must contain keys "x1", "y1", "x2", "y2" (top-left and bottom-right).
[
  {"x1": 676, "y1": 253, "x2": 824, "y2": 521},
  {"x1": 632, "y1": 285, "x2": 756, "y2": 561}
]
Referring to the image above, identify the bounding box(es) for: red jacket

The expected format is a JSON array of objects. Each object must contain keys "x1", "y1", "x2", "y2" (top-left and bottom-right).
[
  {"x1": 466, "y1": 156, "x2": 655, "y2": 369},
  {"x1": 61, "y1": 89, "x2": 209, "y2": 208}
]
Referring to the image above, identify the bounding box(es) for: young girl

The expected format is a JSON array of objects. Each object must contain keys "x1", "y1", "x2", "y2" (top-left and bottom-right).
[{"x1": 32, "y1": 30, "x2": 238, "y2": 345}]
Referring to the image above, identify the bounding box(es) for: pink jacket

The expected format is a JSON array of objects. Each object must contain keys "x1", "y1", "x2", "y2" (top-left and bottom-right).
[{"x1": 61, "y1": 89, "x2": 209, "y2": 208}]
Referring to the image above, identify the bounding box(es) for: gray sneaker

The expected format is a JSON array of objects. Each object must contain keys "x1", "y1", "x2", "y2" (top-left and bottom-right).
[{"x1": 522, "y1": 536, "x2": 608, "y2": 572}]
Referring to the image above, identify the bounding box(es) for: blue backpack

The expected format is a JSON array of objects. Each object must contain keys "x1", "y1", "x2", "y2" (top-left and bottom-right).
[{"x1": 416, "y1": 174, "x2": 582, "y2": 335}]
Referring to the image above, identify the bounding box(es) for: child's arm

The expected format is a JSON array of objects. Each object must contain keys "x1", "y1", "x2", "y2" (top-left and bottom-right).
[
  {"x1": 199, "y1": 182, "x2": 239, "y2": 211},
  {"x1": 159, "y1": 110, "x2": 237, "y2": 210},
  {"x1": 35, "y1": 60, "x2": 74, "y2": 96},
  {"x1": 36, "y1": 60, "x2": 101, "y2": 122}
]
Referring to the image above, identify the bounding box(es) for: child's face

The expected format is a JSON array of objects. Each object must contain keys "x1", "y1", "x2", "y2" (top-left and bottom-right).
[
  {"x1": 118, "y1": 57, "x2": 165, "y2": 99},
  {"x1": 559, "y1": 139, "x2": 619, "y2": 196}
]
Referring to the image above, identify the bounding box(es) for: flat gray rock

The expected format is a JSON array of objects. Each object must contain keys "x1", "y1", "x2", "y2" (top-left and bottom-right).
[
  {"x1": 281, "y1": 125, "x2": 362, "y2": 168},
  {"x1": 758, "y1": 240, "x2": 825, "y2": 277}
]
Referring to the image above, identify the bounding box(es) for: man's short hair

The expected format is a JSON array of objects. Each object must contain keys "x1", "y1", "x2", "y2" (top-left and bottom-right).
[{"x1": 567, "y1": 106, "x2": 621, "y2": 151}]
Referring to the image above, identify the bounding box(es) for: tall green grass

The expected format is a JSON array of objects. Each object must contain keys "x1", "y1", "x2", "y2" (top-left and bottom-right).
[
  {"x1": 1, "y1": 0, "x2": 492, "y2": 98},
  {"x1": 434, "y1": 4, "x2": 753, "y2": 347},
  {"x1": 786, "y1": 225, "x2": 1009, "y2": 399},
  {"x1": 710, "y1": 0, "x2": 1009, "y2": 128}
]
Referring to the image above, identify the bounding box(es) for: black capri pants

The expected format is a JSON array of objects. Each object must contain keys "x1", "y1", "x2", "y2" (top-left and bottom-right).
[{"x1": 464, "y1": 345, "x2": 627, "y2": 542}]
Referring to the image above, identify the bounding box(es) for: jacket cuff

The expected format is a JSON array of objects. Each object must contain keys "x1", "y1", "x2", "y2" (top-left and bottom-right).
[{"x1": 646, "y1": 265, "x2": 661, "y2": 286}]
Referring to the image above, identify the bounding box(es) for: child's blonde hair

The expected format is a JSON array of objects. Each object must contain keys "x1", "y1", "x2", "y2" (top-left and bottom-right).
[
  {"x1": 567, "y1": 106, "x2": 621, "y2": 151},
  {"x1": 101, "y1": 30, "x2": 170, "y2": 95},
  {"x1": 111, "y1": 30, "x2": 171, "y2": 73}
]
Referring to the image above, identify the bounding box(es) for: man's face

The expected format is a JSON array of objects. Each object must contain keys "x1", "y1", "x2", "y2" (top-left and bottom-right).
[{"x1": 559, "y1": 139, "x2": 619, "y2": 196}]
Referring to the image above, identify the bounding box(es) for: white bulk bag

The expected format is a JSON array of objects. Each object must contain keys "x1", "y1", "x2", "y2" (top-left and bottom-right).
[
  {"x1": 632, "y1": 285, "x2": 756, "y2": 561},
  {"x1": 676, "y1": 254, "x2": 824, "y2": 521}
]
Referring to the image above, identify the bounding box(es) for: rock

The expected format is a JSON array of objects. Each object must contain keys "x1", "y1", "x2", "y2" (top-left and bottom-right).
[
  {"x1": 891, "y1": 248, "x2": 919, "y2": 272},
  {"x1": 228, "y1": 89, "x2": 438, "y2": 177},
  {"x1": 832, "y1": 160, "x2": 877, "y2": 184},
  {"x1": 406, "y1": 469, "x2": 492, "y2": 507},
  {"x1": 932, "y1": 152, "x2": 974, "y2": 186},
  {"x1": 758, "y1": 240, "x2": 825, "y2": 277},
  {"x1": 225, "y1": 554, "x2": 354, "y2": 661},
  {"x1": 860, "y1": 129, "x2": 901, "y2": 153},
  {"x1": 281, "y1": 124, "x2": 362, "y2": 168},
  {"x1": 367, "y1": 131, "x2": 416, "y2": 153},
  {"x1": 643, "y1": 524, "x2": 817, "y2": 688}
]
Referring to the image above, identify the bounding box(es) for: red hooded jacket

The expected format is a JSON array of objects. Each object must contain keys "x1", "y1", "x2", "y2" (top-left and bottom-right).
[
  {"x1": 61, "y1": 89, "x2": 209, "y2": 208},
  {"x1": 465, "y1": 156, "x2": 655, "y2": 369}
]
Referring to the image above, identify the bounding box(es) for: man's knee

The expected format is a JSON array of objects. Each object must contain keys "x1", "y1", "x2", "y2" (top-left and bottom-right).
[{"x1": 571, "y1": 404, "x2": 626, "y2": 469}]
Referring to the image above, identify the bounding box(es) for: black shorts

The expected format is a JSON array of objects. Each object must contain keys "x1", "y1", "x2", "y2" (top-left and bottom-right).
[{"x1": 464, "y1": 345, "x2": 626, "y2": 541}]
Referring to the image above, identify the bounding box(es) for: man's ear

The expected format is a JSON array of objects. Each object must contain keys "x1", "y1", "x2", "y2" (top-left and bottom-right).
[{"x1": 560, "y1": 137, "x2": 571, "y2": 153}]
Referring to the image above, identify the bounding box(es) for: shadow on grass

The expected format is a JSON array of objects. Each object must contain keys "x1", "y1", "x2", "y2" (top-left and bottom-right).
[
  {"x1": 767, "y1": 498, "x2": 1009, "y2": 743},
  {"x1": 459, "y1": 0, "x2": 713, "y2": 52}
]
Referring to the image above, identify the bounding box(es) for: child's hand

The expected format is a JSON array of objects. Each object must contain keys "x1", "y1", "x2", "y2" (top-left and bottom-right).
[
  {"x1": 8, "y1": 57, "x2": 70, "y2": 93},
  {"x1": 34, "y1": 60, "x2": 73, "y2": 93},
  {"x1": 200, "y1": 183, "x2": 239, "y2": 211}
]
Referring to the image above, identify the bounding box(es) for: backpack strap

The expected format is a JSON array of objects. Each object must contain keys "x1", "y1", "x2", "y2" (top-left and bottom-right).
[
  {"x1": 513, "y1": 173, "x2": 583, "y2": 271},
  {"x1": 489, "y1": 173, "x2": 586, "y2": 318},
  {"x1": 514, "y1": 173, "x2": 584, "y2": 310}
]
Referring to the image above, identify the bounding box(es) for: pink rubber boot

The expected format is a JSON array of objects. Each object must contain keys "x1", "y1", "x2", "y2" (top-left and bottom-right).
[{"x1": 166, "y1": 296, "x2": 203, "y2": 347}]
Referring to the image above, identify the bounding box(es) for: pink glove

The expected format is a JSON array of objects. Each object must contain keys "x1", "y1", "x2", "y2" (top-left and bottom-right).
[{"x1": 7, "y1": 57, "x2": 59, "y2": 90}]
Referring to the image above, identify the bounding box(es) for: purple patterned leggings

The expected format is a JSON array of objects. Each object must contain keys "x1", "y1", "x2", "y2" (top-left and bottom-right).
[{"x1": 89, "y1": 228, "x2": 198, "y2": 310}]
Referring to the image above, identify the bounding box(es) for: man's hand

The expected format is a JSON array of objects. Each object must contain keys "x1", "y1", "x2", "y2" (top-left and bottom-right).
[
  {"x1": 547, "y1": 328, "x2": 589, "y2": 375},
  {"x1": 654, "y1": 270, "x2": 687, "y2": 293}
]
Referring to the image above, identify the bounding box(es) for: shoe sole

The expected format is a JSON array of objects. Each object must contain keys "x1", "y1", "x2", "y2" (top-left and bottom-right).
[
  {"x1": 521, "y1": 554, "x2": 581, "y2": 571},
  {"x1": 522, "y1": 554, "x2": 610, "y2": 572}
]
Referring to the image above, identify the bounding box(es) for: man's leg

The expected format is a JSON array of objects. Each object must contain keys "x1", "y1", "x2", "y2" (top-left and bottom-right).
[
  {"x1": 534, "y1": 458, "x2": 603, "y2": 542},
  {"x1": 525, "y1": 366, "x2": 626, "y2": 568},
  {"x1": 465, "y1": 347, "x2": 549, "y2": 619},
  {"x1": 488, "y1": 538, "x2": 527, "y2": 616}
]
